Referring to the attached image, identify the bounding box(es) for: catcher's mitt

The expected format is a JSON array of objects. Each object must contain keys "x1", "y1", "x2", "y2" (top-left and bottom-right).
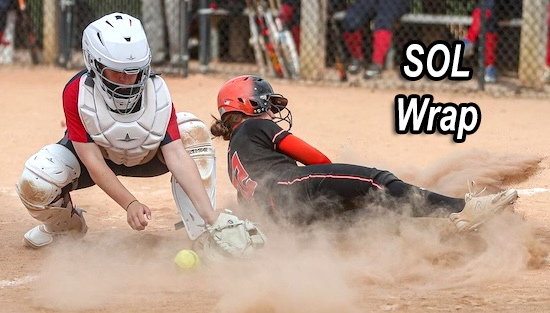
[{"x1": 201, "y1": 210, "x2": 267, "y2": 264}]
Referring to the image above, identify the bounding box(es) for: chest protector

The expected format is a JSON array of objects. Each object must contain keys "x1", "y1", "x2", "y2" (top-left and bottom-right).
[{"x1": 78, "y1": 74, "x2": 172, "y2": 166}]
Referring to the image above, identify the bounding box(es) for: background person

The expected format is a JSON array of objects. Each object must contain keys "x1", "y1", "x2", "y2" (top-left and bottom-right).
[
  {"x1": 461, "y1": 0, "x2": 499, "y2": 83},
  {"x1": 141, "y1": 0, "x2": 182, "y2": 65},
  {"x1": 341, "y1": 0, "x2": 411, "y2": 79},
  {"x1": 0, "y1": 0, "x2": 16, "y2": 47}
]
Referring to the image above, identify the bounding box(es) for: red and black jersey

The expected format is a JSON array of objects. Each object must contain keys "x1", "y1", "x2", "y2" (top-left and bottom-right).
[
  {"x1": 228, "y1": 118, "x2": 295, "y2": 204},
  {"x1": 227, "y1": 118, "x2": 332, "y2": 209}
]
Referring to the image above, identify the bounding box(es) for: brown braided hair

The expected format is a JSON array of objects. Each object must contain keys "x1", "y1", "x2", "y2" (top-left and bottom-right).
[{"x1": 210, "y1": 112, "x2": 248, "y2": 141}]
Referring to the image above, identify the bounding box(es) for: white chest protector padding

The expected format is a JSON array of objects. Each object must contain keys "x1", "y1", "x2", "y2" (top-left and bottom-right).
[{"x1": 78, "y1": 75, "x2": 172, "y2": 167}]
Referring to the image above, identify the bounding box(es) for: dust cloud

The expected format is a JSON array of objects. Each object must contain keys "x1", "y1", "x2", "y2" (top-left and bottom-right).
[
  {"x1": 391, "y1": 148, "x2": 542, "y2": 197},
  {"x1": 30, "y1": 149, "x2": 547, "y2": 312},
  {"x1": 32, "y1": 215, "x2": 547, "y2": 312},
  {"x1": 208, "y1": 208, "x2": 547, "y2": 313},
  {"x1": 31, "y1": 231, "x2": 206, "y2": 311}
]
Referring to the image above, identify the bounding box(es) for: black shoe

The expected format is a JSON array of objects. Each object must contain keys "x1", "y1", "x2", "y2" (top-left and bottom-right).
[
  {"x1": 363, "y1": 63, "x2": 383, "y2": 79},
  {"x1": 347, "y1": 58, "x2": 363, "y2": 75}
]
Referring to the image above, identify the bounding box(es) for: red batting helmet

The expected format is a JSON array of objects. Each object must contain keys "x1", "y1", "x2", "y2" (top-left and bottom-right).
[{"x1": 217, "y1": 75, "x2": 292, "y2": 129}]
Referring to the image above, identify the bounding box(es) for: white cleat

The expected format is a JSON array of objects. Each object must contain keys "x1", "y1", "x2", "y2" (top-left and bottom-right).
[
  {"x1": 23, "y1": 208, "x2": 87, "y2": 248},
  {"x1": 450, "y1": 182, "x2": 518, "y2": 233},
  {"x1": 23, "y1": 225, "x2": 54, "y2": 248}
]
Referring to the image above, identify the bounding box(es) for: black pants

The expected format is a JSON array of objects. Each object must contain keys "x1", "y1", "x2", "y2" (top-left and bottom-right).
[
  {"x1": 268, "y1": 163, "x2": 464, "y2": 222},
  {"x1": 0, "y1": 0, "x2": 16, "y2": 32},
  {"x1": 342, "y1": 0, "x2": 411, "y2": 32}
]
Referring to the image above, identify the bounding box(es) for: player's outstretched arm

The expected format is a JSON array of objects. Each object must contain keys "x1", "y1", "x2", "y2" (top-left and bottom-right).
[
  {"x1": 162, "y1": 140, "x2": 267, "y2": 262},
  {"x1": 278, "y1": 134, "x2": 332, "y2": 165},
  {"x1": 73, "y1": 141, "x2": 151, "y2": 230},
  {"x1": 161, "y1": 140, "x2": 218, "y2": 224}
]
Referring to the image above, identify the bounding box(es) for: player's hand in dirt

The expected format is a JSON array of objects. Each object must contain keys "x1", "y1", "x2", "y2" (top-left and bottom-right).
[{"x1": 126, "y1": 201, "x2": 152, "y2": 230}]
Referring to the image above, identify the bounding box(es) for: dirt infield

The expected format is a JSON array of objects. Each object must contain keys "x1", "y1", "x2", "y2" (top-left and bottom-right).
[{"x1": 1, "y1": 66, "x2": 549, "y2": 313}]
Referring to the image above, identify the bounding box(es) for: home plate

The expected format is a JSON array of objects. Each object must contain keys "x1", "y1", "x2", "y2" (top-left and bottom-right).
[
  {"x1": 517, "y1": 188, "x2": 549, "y2": 196},
  {"x1": 0, "y1": 275, "x2": 37, "y2": 288}
]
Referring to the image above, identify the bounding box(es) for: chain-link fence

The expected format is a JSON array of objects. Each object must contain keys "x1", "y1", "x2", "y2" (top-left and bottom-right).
[{"x1": 1, "y1": 0, "x2": 548, "y2": 95}]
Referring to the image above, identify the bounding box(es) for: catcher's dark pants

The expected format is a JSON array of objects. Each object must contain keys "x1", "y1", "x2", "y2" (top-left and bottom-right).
[
  {"x1": 341, "y1": 0, "x2": 411, "y2": 32},
  {"x1": 57, "y1": 134, "x2": 169, "y2": 193},
  {"x1": 268, "y1": 163, "x2": 464, "y2": 223}
]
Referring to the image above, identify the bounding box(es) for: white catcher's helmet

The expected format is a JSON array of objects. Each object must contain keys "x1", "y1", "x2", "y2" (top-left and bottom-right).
[{"x1": 82, "y1": 12, "x2": 151, "y2": 114}]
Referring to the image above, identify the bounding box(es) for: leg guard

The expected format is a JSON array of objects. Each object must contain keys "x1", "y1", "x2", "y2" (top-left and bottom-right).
[
  {"x1": 17, "y1": 144, "x2": 80, "y2": 209},
  {"x1": 16, "y1": 144, "x2": 87, "y2": 247},
  {"x1": 172, "y1": 112, "x2": 216, "y2": 240},
  {"x1": 23, "y1": 196, "x2": 87, "y2": 248}
]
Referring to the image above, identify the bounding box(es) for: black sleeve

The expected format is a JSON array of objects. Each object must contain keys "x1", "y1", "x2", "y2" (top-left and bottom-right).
[{"x1": 245, "y1": 119, "x2": 291, "y2": 149}]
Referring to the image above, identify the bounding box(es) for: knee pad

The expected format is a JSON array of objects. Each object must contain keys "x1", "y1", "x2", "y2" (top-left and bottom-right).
[
  {"x1": 176, "y1": 112, "x2": 216, "y2": 183},
  {"x1": 176, "y1": 112, "x2": 214, "y2": 152},
  {"x1": 17, "y1": 144, "x2": 80, "y2": 210}
]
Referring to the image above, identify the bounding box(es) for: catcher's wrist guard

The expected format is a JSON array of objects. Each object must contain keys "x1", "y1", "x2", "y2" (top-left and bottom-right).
[{"x1": 202, "y1": 210, "x2": 267, "y2": 264}]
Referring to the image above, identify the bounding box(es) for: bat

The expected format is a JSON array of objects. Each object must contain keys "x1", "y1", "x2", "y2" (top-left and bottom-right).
[
  {"x1": 267, "y1": 0, "x2": 299, "y2": 79},
  {"x1": 268, "y1": 0, "x2": 279, "y2": 12},
  {"x1": 246, "y1": 0, "x2": 268, "y2": 77},
  {"x1": 180, "y1": 0, "x2": 191, "y2": 77},
  {"x1": 250, "y1": 0, "x2": 286, "y2": 78},
  {"x1": 328, "y1": 17, "x2": 348, "y2": 82},
  {"x1": 258, "y1": 0, "x2": 291, "y2": 78},
  {"x1": 17, "y1": 0, "x2": 40, "y2": 65}
]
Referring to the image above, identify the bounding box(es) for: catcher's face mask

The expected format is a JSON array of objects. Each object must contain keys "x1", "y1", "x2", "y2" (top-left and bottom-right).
[
  {"x1": 96, "y1": 62, "x2": 149, "y2": 114},
  {"x1": 82, "y1": 12, "x2": 152, "y2": 115}
]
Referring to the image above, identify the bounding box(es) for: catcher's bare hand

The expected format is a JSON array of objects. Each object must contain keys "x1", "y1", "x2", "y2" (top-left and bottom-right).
[{"x1": 126, "y1": 201, "x2": 151, "y2": 230}]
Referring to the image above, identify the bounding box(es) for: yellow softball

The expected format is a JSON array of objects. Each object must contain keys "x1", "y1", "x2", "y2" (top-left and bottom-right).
[{"x1": 173, "y1": 249, "x2": 200, "y2": 270}]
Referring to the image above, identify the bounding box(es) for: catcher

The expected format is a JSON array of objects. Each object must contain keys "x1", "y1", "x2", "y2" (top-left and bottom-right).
[
  {"x1": 210, "y1": 75, "x2": 518, "y2": 230},
  {"x1": 15, "y1": 13, "x2": 265, "y2": 263}
]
